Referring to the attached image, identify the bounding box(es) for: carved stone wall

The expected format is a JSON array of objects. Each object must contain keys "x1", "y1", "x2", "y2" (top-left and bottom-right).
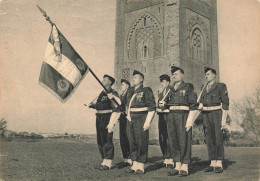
[
  {"x1": 126, "y1": 11, "x2": 163, "y2": 62},
  {"x1": 164, "y1": 0, "x2": 180, "y2": 66},
  {"x1": 185, "y1": 9, "x2": 211, "y2": 64}
]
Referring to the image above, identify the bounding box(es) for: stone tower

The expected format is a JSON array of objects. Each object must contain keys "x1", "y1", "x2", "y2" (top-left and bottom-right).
[{"x1": 114, "y1": 0, "x2": 219, "y2": 139}]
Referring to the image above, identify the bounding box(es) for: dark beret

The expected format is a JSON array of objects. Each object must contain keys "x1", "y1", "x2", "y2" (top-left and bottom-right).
[
  {"x1": 159, "y1": 74, "x2": 170, "y2": 82},
  {"x1": 171, "y1": 65, "x2": 184, "y2": 74},
  {"x1": 204, "y1": 67, "x2": 217, "y2": 74},
  {"x1": 121, "y1": 79, "x2": 130, "y2": 87},
  {"x1": 103, "y1": 74, "x2": 115, "y2": 85},
  {"x1": 133, "y1": 70, "x2": 144, "y2": 79}
]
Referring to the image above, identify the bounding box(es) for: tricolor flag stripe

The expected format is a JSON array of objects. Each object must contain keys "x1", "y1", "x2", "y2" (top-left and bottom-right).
[
  {"x1": 39, "y1": 25, "x2": 89, "y2": 102},
  {"x1": 48, "y1": 30, "x2": 88, "y2": 76},
  {"x1": 39, "y1": 62, "x2": 74, "y2": 99},
  {"x1": 44, "y1": 42, "x2": 82, "y2": 86}
]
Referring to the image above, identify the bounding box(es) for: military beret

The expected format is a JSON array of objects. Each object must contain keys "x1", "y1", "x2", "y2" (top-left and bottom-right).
[
  {"x1": 133, "y1": 70, "x2": 144, "y2": 79},
  {"x1": 159, "y1": 74, "x2": 170, "y2": 82},
  {"x1": 204, "y1": 67, "x2": 217, "y2": 75},
  {"x1": 121, "y1": 79, "x2": 130, "y2": 87},
  {"x1": 171, "y1": 65, "x2": 184, "y2": 74},
  {"x1": 103, "y1": 74, "x2": 115, "y2": 85}
]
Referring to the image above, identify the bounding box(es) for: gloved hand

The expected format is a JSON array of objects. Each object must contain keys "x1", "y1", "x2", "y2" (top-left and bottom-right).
[
  {"x1": 221, "y1": 110, "x2": 228, "y2": 130},
  {"x1": 143, "y1": 122, "x2": 151, "y2": 131},
  {"x1": 198, "y1": 103, "x2": 203, "y2": 110},
  {"x1": 159, "y1": 101, "x2": 166, "y2": 108},
  {"x1": 107, "y1": 93, "x2": 114, "y2": 99},
  {"x1": 107, "y1": 112, "x2": 121, "y2": 133},
  {"x1": 143, "y1": 111, "x2": 155, "y2": 131},
  {"x1": 106, "y1": 123, "x2": 115, "y2": 133},
  {"x1": 185, "y1": 124, "x2": 192, "y2": 132},
  {"x1": 185, "y1": 110, "x2": 201, "y2": 132}
]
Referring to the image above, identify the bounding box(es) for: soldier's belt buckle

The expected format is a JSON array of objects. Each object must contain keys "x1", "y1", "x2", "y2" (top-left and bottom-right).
[{"x1": 202, "y1": 106, "x2": 222, "y2": 111}]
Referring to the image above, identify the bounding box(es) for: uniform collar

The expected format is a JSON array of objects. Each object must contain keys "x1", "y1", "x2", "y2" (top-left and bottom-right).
[
  {"x1": 134, "y1": 84, "x2": 144, "y2": 93},
  {"x1": 121, "y1": 89, "x2": 128, "y2": 97},
  {"x1": 202, "y1": 81, "x2": 218, "y2": 95},
  {"x1": 207, "y1": 80, "x2": 215, "y2": 86},
  {"x1": 208, "y1": 81, "x2": 217, "y2": 93},
  {"x1": 173, "y1": 81, "x2": 185, "y2": 91}
]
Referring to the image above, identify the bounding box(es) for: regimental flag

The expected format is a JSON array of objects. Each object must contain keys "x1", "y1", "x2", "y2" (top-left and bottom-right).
[{"x1": 39, "y1": 25, "x2": 89, "y2": 102}]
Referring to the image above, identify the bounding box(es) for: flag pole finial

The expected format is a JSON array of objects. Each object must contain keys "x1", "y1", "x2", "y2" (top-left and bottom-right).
[{"x1": 37, "y1": 5, "x2": 55, "y2": 26}]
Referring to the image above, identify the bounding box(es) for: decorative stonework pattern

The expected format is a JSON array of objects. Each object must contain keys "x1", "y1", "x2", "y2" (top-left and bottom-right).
[
  {"x1": 185, "y1": 9, "x2": 211, "y2": 64},
  {"x1": 136, "y1": 27, "x2": 154, "y2": 45},
  {"x1": 121, "y1": 68, "x2": 130, "y2": 80},
  {"x1": 126, "y1": 12, "x2": 163, "y2": 62}
]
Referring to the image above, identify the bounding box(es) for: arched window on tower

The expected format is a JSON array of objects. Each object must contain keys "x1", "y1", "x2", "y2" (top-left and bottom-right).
[
  {"x1": 144, "y1": 17, "x2": 146, "y2": 26},
  {"x1": 143, "y1": 45, "x2": 148, "y2": 58},
  {"x1": 191, "y1": 28, "x2": 204, "y2": 62}
]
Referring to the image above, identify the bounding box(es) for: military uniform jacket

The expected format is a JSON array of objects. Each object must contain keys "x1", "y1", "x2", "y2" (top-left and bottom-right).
[
  {"x1": 126, "y1": 85, "x2": 156, "y2": 111},
  {"x1": 165, "y1": 81, "x2": 197, "y2": 111},
  {"x1": 200, "y1": 82, "x2": 229, "y2": 110},
  {"x1": 93, "y1": 89, "x2": 119, "y2": 111},
  {"x1": 120, "y1": 92, "x2": 128, "y2": 112},
  {"x1": 157, "y1": 86, "x2": 171, "y2": 112}
]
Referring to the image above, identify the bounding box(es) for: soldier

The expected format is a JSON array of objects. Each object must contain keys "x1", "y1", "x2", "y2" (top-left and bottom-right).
[
  {"x1": 89, "y1": 74, "x2": 121, "y2": 170},
  {"x1": 157, "y1": 74, "x2": 174, "y2": 168},
  {"x1": 116, "y1": 79, "x2": 132, "y2": 168},
  {"x1": 199, "y1": 67, "x2": 229, "y2": 173},
  {"x1": 161, "y1": 66, "x2": 197, "y2": 177},
  {"x1": 126, "y1": 70, "x2": 156, "y2": 174}
]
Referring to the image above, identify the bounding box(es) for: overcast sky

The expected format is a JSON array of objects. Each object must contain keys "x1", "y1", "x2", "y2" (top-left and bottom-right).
[{"x1": 0, "y1": 0, "x2": 259, "y2": 134}]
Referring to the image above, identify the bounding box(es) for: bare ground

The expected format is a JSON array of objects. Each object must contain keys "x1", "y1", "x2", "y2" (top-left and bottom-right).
[{"x1": 0, "y1": 138, "x2": 259, "y2": 181}]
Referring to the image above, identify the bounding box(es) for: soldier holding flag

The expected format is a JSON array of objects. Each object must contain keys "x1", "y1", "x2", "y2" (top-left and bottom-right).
[
  {"x1": 89, "y1": 74, "x2": 121, "y2": 170},
  {"x1": 199, "y1": 67, "x2": 229, "y2": 173}
]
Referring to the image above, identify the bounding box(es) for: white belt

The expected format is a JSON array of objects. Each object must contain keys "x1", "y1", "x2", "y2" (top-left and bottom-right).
[
  {"x1": 169, "y1": 106, "x2": 189, "y2": 111},
  {"x1": 96, "y1": 110, "x2": 112, "y2": 114},
  {"x1": 130, "y1": 107, "x2": 148, "y2": 112},
  {"x1": 202, "y1": 106, "x2": 222, "y2": 111},
  {"x1": 157, "y1": 108, "x2": 169, "y2": 113}
]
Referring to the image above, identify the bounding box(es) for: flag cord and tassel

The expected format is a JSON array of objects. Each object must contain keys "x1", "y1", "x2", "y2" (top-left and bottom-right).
[{"x1": 37, "y1": 5, "x2": 126, "y2": 116}]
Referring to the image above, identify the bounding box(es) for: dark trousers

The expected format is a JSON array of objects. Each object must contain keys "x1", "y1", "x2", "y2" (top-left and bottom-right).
[
  {"x1": 167, "y1": 111, "x2": 192, "y2": 164},
  {"x1": 119, "y1": 115, "x2": 130, "y2": 159},
  {"x1": 158, "y1": 114, "x2": 171, "y2": 159},
  {"x1": 202, "y1": 110, "x2": 224, "y2": 160},
  {"x1": 127, "y1": 112, "x2": 149, "y2": 163},
  {"x1": 96, "y1": 113, "x2": 114, "y2": 160}
]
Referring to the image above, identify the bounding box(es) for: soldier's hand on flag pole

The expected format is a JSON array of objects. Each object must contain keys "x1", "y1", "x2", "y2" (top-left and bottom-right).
[
  {"x1": 159, "y1": 100, "x2": 166, "y2": 107},
  {"x1": 107, "y1": 93, "x2": 114, "y2": 99},
  {"x1": 198, "y1": 103, "x2": 203, "y2": 110}
]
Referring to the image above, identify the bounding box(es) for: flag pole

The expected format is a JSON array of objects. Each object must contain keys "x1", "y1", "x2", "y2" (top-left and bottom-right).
[
  {"x1": 37, "y1": 5, "x2": 126, "y2": 116},
  {"x1": 37, "y1": 5, "x2": 55, "y2": 26}
]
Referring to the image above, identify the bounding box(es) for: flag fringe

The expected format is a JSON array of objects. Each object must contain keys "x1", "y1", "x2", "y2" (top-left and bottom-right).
[{"x1": 39, "y1": 68, "x2": 89, "y2": 103}]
